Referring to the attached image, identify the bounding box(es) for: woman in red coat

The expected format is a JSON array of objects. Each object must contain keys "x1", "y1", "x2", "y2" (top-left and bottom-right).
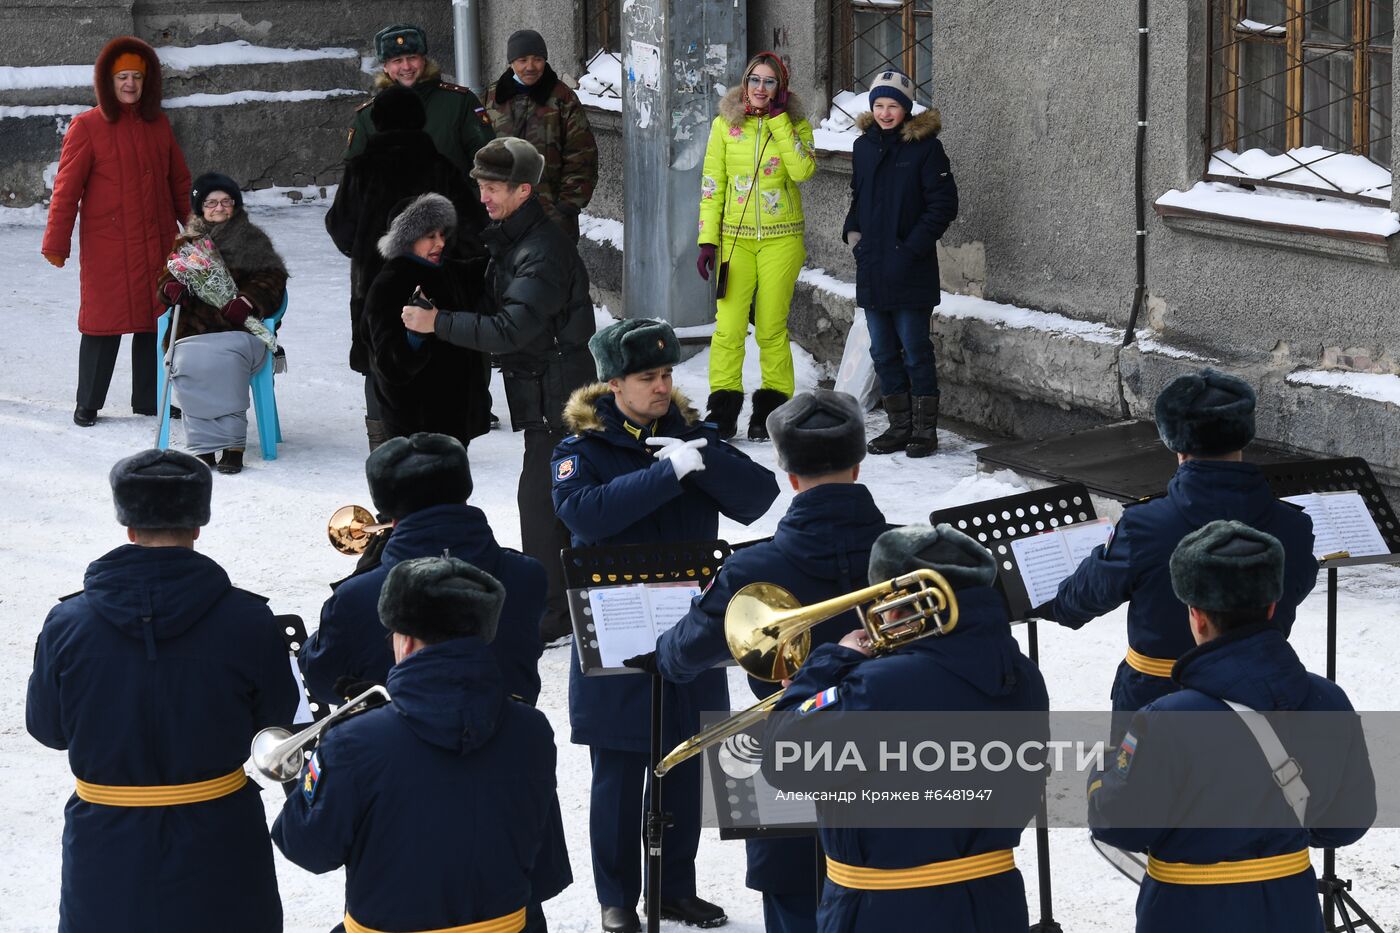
[{"x1": 42, "y1": 36, "x2": 191, "y2": 427}]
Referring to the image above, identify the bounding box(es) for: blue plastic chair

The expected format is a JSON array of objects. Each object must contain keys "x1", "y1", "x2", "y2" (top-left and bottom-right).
[{"x1": 156, "y1": 292, "x2": 287, "y2": 460}]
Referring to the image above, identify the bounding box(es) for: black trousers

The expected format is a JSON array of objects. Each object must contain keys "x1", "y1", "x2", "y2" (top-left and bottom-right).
[
  {"x1": 77, "y1": 333, "x2": 157, "y2": 412},
  {"x1": 519, "y1": 425, "x2": 573, "y2": 636}
]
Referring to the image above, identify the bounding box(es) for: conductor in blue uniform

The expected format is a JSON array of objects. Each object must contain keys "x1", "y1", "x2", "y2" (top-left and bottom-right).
[
  {"x1": 300, "y1": 432, "x2": 547, "y2": 706},
  {"x1": 764, "y1": 524, "x2": 1050, "y2": 933},
  {"x1": 551, "y1": 317, "x2": 780, "y2": 932},
  {"x1": 27, "y1": 449, "x2": 299, "y2": 933},
  {"x1": 630, "y1": 389, "x2": 889, "y2": 932},
  {"x1": 1088, "y1": 521, "x2": 1375, "y2": 933},
  {"x1": 1039, "y1": 368, "x2": 1317, "y2": 721},
  {"x1": 274, "y1": 556, "x2": 570, "y2": 933}
]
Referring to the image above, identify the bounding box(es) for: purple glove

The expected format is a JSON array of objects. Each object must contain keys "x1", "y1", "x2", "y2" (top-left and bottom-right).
[
  {"x1": 220, "y1": 294, "x2": 253, "y2": 326},
  {"x1": 160, "y1": 279, "x2": 186, "y2": 306},
  {"x1": 697, "y1": 244, "x2": 717, "y2": 281},
  {"x1": 768, "y1": 90, "x2": 789, "y2": 118}
]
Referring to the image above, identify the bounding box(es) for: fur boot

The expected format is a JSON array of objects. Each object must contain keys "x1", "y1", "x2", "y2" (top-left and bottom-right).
[
  {"x1": 746, "y1": 388, "x2": 789, "y2": 441},
  {"x1": 705, "y1": 390, "x2": 744, "y2": 440}
]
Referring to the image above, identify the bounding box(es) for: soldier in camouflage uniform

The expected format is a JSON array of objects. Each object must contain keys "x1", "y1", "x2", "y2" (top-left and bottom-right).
[
  {"x1": 345, "y1": 24, "x2": 495, "y2": 179},
  {"x1": 482, "y1": 29, "x2": 598, "y2": 242}
]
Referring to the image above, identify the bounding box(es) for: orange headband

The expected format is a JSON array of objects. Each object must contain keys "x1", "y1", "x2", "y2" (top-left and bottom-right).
[{"x1": 111, "y1": 52, "x2": 146, "y2": 76}]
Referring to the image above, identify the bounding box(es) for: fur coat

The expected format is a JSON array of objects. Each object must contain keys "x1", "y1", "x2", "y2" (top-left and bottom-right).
[{"x1": 158, "y1": 210, "x2": 288, "y2": 342}]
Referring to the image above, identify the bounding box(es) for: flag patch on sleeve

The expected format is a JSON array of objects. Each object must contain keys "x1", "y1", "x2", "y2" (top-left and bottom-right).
[
  {"x1": 303, "y1": 751, "x2": 322, "y2": 803},
  {"x1": 1115, "y1": 732, "x2": 1137, "y2": 776},
  {"x1": 554, "y1": 456, "x2": 578, "y2": 482},
  {"x1": 798, "y1": 686, "x2": 839, "y2": 715}
]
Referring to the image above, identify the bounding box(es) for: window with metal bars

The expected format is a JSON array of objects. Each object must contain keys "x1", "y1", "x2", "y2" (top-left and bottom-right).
[
  {"x1": 1208, "y1": 0, "x2": 1393, "y2": 204},
  {"x1": 829, "y1": 0, "x2": 933, "y2": 121},
  {"x1": 583, "y1": 0, "x2": 621, "y2": 58}
]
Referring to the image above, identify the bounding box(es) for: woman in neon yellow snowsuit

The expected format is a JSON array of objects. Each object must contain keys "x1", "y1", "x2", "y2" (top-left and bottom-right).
[{"x1": 696, "y1": 51, "x2": 816, "y2": 440}]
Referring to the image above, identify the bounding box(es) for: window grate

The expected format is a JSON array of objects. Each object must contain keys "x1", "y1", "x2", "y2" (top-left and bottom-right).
[
  {"x1": 829, "y1": 0, "x2": 934, "y2": 125},
  {"x1": 584, "y1": 0, "x2": 621, "y2": 60}
]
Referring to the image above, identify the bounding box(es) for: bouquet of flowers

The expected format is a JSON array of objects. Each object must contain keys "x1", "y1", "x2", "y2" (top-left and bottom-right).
[{"x1": 166, "y1": 238, "x2": 276, "y2": 350}]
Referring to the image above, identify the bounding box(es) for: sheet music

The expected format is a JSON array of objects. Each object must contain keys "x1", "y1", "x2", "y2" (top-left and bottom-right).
[
  {"x1": 1282, "y1": 491, "x2": 1389, "y2": 560},
  {"x1": 1062, "y1": 518, "x2": 1114, "y2": 565},
  {"x1": 647, "y1": 581, "x2": 703, "y2": 638},
  {"x1": 289, "y1": 657, "x2": 313, "y2": 725},
  {"x1": 586, "y1": 582, "x2": 705, "y2": 668},
  {"x1": 1010, "y1": 519, "x2": 1114, "y2": 607}
]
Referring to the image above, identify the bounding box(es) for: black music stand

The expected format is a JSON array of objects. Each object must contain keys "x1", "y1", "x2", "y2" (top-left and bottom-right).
[
  {"x1": 932, "y1": 483, "x2": 1103, "y2": 933},
  {"x1": 1260, "y1": 458, "x2": 1398, "y2": 933},
  {"x1": 562, "y1": 540, "x2": 731, "y2": 933},
  {"x1": 275, "y1": 614, "x2": 328, "y2": 724}
]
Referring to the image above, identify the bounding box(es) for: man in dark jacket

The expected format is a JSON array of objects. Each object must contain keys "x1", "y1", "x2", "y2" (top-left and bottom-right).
[
  {"x1": 27, "y1": 449, "x2": 299, "y2": 933},
  {"x1": 1088, "y1": 521, "x2": 1374, "y2": 933},
  {"x1": 299, "y1": 432, "x2": 546, "y2": 707},
  {"x1": 763, "y1": 524, "x2": 1050, "y2": 933},
  {"x1": 629, "y1": 389, "x2": 889, "y2": 932},
  {"x1": 551, "y1": 318, "x2": 780, "y2": 932},
  {"x1": 402, "y1": 136, "x2": 597, "y2": 642},
  {"x1": 483, "y1": 29, "x2": 598, "y2": 240},
  {"x1": 275, "y1": 556, "x2": 570, "y2": 933},
  {"x1": 1038, "y1": 368, "x2": 1317, "y2": 729}
]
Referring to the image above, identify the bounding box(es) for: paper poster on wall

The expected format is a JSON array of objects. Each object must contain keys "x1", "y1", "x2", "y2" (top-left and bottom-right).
[{"x1": 631, "y1": 40, "x2": 662, "y2": 91}]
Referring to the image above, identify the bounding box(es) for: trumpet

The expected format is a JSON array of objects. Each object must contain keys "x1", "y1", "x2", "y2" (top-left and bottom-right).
[
  {"x1": 250, "y1": 686, "x2": 390, "y2": 782},
  {"x1": 328, "y1": 504, "x2": 391, "y2": 555},
  {"x1": 655, "y1": 568, "x2": 957, "y2": 777}
]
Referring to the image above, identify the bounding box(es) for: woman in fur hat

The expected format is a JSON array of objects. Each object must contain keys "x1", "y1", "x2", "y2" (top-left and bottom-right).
[
  {"x1": 695, "y1": 51, "x2": 816, "y2": 441},
  {"x1": 156, "y1": 173, "x2": 288, "y2": 474},
  {"x1": 361, "y1": 193, "x2": 491, "y2": 450},
  {"x1": 42, "y1": 36, "x2": 192, "y2": 429}
]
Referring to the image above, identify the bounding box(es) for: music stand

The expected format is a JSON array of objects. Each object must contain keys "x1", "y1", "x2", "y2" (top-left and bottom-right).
[
  {"x1": 932, "y1": 483, "x2": 1102, "y2": 933},
  {"x1": 1260, "y1": 458, "x2": 1397, "y2": 933},
  {"x1": 562, "y1": 540, "x2": 731, "y2": 933}
]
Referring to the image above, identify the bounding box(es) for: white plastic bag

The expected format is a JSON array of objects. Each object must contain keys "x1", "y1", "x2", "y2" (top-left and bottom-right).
[{"x1": 834, "y1": 307, "x2": 880, "y2": 411}]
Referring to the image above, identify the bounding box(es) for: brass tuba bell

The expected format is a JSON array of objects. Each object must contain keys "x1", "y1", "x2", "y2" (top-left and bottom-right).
[{"x1": 327, "y1": 504, "x2": 391, "y2": 555}]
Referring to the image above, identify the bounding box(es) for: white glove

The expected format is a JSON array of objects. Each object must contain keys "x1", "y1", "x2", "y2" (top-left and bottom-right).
[{"x1": 646, "y1": 436, "x2": 707, "y2": 480}]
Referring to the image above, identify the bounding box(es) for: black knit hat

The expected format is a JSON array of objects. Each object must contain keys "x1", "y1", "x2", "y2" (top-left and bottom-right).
[
  {"x1": 191, "y1": 172, "x2": 242, "y2": 215},
  {"x1": 1155, "y1": 368, "x2": 1256, "y2": 457},
  {"x1": 370, "y1": 84, "x2": 427, "y2": 132},
  {"x1": 767, "y1": 390, "x2": 866, "y2": 476},
  {"x1": 470, "y1": 137, "x2": 546, "y2": 187},
  {"x1": 375, "y1": 23, "x2": 427, "y2": 62},
  {"x1": 589, "y1": 318, "x2": 681, "y2": 380},
  {"x1": 110, "y1": 449, "x2": 212, "y2": 529},
  {"x1": 378, "y1": 556, "x2": 506, "y2": 643},
  {"x1": 868, "y1": 523, "x2": 997, "y2": 591},
  {"x1": 366, "y1": 433, "x2": 473, "y2": 519},
  {"x1": 1170, "y1": 520, "x2": 1284, "y2": 613},
  {"x1": 507, "y1": 29, "x2": 548, "y2": 63}
]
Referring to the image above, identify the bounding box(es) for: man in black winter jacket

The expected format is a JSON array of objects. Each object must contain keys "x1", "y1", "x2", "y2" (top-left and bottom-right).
[{"x1": 402, "y1": 135, "x2": 596, "y2": 642}]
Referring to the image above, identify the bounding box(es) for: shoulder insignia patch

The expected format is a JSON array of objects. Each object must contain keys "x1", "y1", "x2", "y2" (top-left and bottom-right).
[
  {"x1": 474, "y1": 106, "x2": 492, "y2": 127},
  {"x1": 303, "y1": 750, "x2": 323, "y2": 803},
  {"x1": 1115, "y1": 731, "x2": 1137, "y2": 777},
  {"x1": 346, "y1": 127, "x2": 355, "y2": 147},
  {"x1": 57, "y1": 589, "x2": 85, "y2": 602},
  {"x1": 798, "y1": 686, "x2": 840, "y2": 715},
  {"x1": 554, "y1": 455, "x2": 579, "y2": 482},
  {"x1": 354, "y1": 98, "x2": 374, "y2": 113}
]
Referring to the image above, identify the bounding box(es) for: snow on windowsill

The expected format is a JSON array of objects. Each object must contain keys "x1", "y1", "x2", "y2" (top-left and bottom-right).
[
  {"x1": 1156, "y1": 181, "x2": 1400, "y2": 238},
  {"x1": 1208, "y1": 147, "x2": 1390, "y2": 201},
  {"x1": 1, "y1": 88, "x2": 362, "y2": 119},
  {"x1": 579, "y1": 212, "x2": 624, "y2": 251},
  {"x1": 577, "y1": 49, "x2": 622, "y2": 113},
  {"x1": 1286, "y1": 370, "x2": 1400, "y2": 407},
  {"x1": 0, "y1": 42, "x2": 357, "y2": 90}
]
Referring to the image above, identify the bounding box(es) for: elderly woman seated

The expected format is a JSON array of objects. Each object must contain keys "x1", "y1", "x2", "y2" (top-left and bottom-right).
[{"x1": 157, "y1": 172, "x2": 288, "y2": 474}]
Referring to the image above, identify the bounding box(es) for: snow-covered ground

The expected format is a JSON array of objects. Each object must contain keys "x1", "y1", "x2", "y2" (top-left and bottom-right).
[{"x1": 1, "y1": 201, "x2": 1397, "y2": 932}]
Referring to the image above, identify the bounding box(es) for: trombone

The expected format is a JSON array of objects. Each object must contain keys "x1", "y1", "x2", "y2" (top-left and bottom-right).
[
  {"x1": 250, "y1": 686, "x2": 389, "y2": 782},
  {"x1": 327, "y1": 504, "x2": 391, "y2": 555},
  {"x1": 655, "y1": 568, "x2": 957, "y2": 777}
]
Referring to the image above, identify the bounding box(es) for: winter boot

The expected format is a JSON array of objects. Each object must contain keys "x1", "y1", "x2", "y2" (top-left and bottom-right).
[
  {"x1": 196, "y1": 452, "x2": 217, "y2": 468},
  {"x1": 217, "y1": 448, "x2": 244, "y2": 474},
  {"x1": 365, "y1": 417, "x2": 392, "y2": 452},
  {"x1": 746, "y1": 388, "x2": 789, "y2": 441},
  {"x1": 866, "y1": 393, "x2": 912, "y2": 455},
  {"x1": 705, "y1": 390, "x2": 744, "y2": 440},
  {"x1": 906, "y1": 395, "x2": 940, "y2": 458}
]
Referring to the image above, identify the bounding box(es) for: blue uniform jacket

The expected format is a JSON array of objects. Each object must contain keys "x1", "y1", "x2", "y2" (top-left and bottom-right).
[
  {"x1": 1046, "y1": 460, "x2": 1317, "y2": 712},
  {"x1": 551, "y1": 384, "x2": 779, "y2": 751},
  {"x1": 1088, "y1": 625, "x2": 1374, "y2": 933},
  {"x1": 763, "y1": 587, "x2": 1050, "y2": 933},
  {"x1": 273, "y1": 637, "x2": 570, "y2": 930},
  {"x1": 26, "y1": 545, "x2": 299, "y2": 933},
  {"x1": 300, "y1": 503, "x2": 546, "y2": 706},
  {"x1": 656, "y1": 481, "x2": 890, "y2": 894}
]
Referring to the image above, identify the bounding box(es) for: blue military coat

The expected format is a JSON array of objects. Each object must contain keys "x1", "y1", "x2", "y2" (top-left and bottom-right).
[
  {"x1": 1046, "y1": 460, "x2": 1317, "y2": 712},
  {"x1": 656, "y1": 481, "x2": 890, "y2": 893},
  {"x1": 300, "y1": 503, "x2": 546, "y2": 706},
  {"x1": 1088, "y1": 625, "x2": 1374, "y2": 933},
  {"x1": 27, "y1": 545, "x2": 299, "y2": 933},
  {"x1": 551, "y1": 385, "x2": 779, "y2": 752},
  {"x1": 273, "y1": 637, "x2": 570, "y2": 931},
  {"x1": 763, "y1": 586, "x2": 1050, "y2": 933}
]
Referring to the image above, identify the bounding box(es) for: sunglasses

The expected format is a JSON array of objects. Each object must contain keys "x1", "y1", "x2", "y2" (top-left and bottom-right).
[
  {"x1": 746, "y1": 75, "x2": 779, "y2": 91},
  {"x1": 204, "y1": 198, "x2": 236, "y2": 209}
]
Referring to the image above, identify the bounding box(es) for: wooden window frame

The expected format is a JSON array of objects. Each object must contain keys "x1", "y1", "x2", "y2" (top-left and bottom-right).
[{"x1": 830, "y1": 0, "x2": 934, "y2": 112}]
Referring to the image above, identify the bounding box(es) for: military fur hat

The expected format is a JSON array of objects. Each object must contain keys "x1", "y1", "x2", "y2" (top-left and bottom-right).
[
  {"x1": 377, "y1": 192, "x2": 456, "y2": 260},
  {"x1": 589, "y1": 317, "x2": 681, "y2": 381},
  {"x1": 370, "y1": 84, "x2": 427, "y2": 132},
  {"x1": 1170, "y1": 520, "x2": 1284, "y2": 613},
  {"x1": 1155, "y1": 368, "x2": 1256, "y2": 457},
  {"x1": 768, "y1": 389, "x2": 866, "y2": 476},
  {"x1": 378, "y1": 556, "x2": 506, "y2": 643},
  {"x1": 366, "y1": 433, "x2": 473, "y2": 519},
  {"x1": 110, "y1": 449, "x2": 212, "y2": 529},
  {"x1": 470, "y1": 137, "x2": 546, "y2": 187},
  {"x1": 376, "y1": 23, "x2": 428, "y2": 62},
  {"x1": 190, "y1": 172, "x2": 243, "y2": 215},
  {"x1": 868, "y1": 523, "x2": 997, "y2": 591}
]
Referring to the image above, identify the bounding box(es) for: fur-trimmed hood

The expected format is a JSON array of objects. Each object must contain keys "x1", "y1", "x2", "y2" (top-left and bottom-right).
[
  {"x1": 377, "y1": 192, "x2": 457, "y2": 259},
  {"x1": 373, "y1": 58, "x2": 444, "y2": 91},
  {"x1": 94, "y1": 36, "x2": 164, "y2": 122},
  {"x1": 563, "y1": 383, "x2": 700, "y2": 434},
  {"x1": 183, "y1": 210, "x2": 287, "y2": 275},
  {"x1": 718, "y1": 86, "x2": 806, "y2": 128},
  {"x1": 855, "y1": 108, "x2": 942, "y2": 141}
]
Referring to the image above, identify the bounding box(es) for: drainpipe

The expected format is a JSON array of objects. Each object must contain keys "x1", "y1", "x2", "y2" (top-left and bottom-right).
[
  {"x1": 453, "y1": 0, "x2": 483, "y2": 94},
  {"x1": 1117, "y1": 0, "x2": 1150, "y2": 417}
]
